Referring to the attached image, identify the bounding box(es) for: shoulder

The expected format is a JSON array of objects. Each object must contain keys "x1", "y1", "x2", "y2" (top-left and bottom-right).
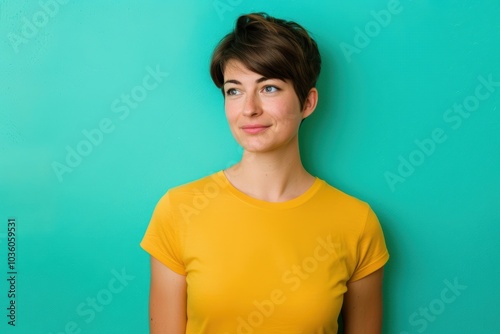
[
  {"x1": 155, "y1": 171, "x2": 228, "y2": 209},
  {"x1": 316, "y1": 180, "x2": 389, "y2": 281},
  {"x1": 315, "y1": 178, "x2": 372, "y2": 220}
]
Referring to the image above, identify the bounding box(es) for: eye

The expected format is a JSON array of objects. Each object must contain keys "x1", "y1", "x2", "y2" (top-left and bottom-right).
[
  {"x1": 225, "y1": 88, "x2": 240, "y2": 96},
  {"x1": 263, "y1": 85, "x2": 279, "y2": 93}
]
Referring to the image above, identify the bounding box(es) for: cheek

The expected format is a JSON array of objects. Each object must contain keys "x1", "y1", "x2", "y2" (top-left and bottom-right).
[
  {"x1": 272, "y1": 100, "x2": 302, "y2": 122},
  {"x1": 224, "y1": 102, "x2": 239, "y2": 125}
]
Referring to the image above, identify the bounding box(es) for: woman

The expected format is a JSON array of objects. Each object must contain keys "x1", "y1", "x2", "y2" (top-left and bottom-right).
[{"x1": 141, "y1": 12, "x2": 389, "y2": 334}]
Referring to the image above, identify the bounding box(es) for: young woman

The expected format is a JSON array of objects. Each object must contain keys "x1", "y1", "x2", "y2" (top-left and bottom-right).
[{"x1": 141, "y1": 12, "x2": 389, "y2": 334}]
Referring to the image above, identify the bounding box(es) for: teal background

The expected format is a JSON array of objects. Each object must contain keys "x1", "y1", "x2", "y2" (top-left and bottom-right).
[{"x1": 1, "y1": 0, "x2": 499, "y2": 333}]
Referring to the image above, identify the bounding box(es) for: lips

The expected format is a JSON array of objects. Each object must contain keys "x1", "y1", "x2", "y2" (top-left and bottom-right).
[{"x1": 241, "y1": 124, "x2": 271, "y2": 134}]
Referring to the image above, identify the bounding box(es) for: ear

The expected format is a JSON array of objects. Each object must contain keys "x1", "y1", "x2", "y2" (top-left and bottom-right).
[{"x1": 301, "y1": 87, "x2": 318, "y2": 119}]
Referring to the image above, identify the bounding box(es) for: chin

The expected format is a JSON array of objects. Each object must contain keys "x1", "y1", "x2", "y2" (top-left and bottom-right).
[{"x1": 239, "y1": 143, "x2": 280, "y2": 154}]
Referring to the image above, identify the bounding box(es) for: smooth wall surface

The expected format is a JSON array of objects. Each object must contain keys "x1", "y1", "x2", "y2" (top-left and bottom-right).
[{"x1": 1, "y1": 0, "x2": 499, "y2": 333}]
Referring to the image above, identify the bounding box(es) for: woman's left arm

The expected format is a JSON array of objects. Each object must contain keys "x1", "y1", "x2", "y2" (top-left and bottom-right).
[{"x1": 342, "y1": 267, "x2": 385, "y2": 334}]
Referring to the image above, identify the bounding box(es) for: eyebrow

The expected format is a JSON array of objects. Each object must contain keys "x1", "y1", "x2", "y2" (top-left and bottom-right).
[{"x1": 223, "y1": 77, "x2": 274, "y2": 86}]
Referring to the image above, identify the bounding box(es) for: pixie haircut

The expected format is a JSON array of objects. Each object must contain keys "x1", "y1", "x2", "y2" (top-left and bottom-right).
[{"x1": 210, "y1": 12, "x2": 321, "y2": 109}]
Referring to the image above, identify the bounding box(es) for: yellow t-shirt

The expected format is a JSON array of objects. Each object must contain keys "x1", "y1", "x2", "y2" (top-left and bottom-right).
[{"x1": 140, "y1": 171, "x2": 389, "y2": 334}]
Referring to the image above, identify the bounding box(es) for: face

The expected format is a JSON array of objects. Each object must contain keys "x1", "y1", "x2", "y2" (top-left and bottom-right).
[{"x1": 223, "y1": 60, "x2": 317, "y2": 153}]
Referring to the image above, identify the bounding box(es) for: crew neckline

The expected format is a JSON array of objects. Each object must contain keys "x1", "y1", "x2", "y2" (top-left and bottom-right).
[{"x1": 215, "y1": 170, "x2": 324, "y2": 210}]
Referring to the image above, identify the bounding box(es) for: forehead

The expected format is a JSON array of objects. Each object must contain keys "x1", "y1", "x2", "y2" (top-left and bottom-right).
[{"x1": 223, "y1": 59, "x2": 258, "y2": 78}]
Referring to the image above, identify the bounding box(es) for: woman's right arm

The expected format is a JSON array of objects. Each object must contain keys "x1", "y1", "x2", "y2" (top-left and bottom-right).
[{"x1": 149, "y1": 256, "x2": 187, "y2": 334}]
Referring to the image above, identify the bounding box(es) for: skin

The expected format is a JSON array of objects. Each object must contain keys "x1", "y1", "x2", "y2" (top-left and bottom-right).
[
  {"x1": 148, "y1": 59, "x2": 384, "y2": 333},
  {"x1": 149, "y1": 257, "x2": 186, "y2": 334},
  {"x1": 221, "y1": 60, "x2": 317, "y2": 201},
  {"x1": 343, "y1": 268, "x2": 384, "y2": 334}
]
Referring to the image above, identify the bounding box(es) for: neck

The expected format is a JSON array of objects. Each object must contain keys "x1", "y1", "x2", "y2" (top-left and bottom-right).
[{"x1": 224, "y1": 137, "x2": 315, "y2": 202}]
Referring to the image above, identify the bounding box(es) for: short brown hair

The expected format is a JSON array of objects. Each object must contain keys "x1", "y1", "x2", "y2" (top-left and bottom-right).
[{"x1": 210, "y1": 12, "x2": 321, "y2": 109}]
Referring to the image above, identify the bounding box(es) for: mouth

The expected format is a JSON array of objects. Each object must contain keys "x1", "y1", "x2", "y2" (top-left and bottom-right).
[{"x1": 241, "y1": 124, "x2": 271, "y2": 134}]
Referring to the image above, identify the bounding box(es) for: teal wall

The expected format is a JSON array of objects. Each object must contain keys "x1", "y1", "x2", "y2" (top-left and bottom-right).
[{"x1": 1, "y1": 0, "x2": 499, "y2": 333}]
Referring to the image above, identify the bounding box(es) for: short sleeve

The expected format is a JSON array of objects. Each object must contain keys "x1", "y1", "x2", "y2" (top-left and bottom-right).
[
  {"x1": 140, "y1": 192, "x2": 186, "y2": 275},
  {"x1": 349, "y1": 206, "x2": 389, "y2": 282}
]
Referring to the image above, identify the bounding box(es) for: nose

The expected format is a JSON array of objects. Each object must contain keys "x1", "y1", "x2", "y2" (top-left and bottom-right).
[{"x1": 242, "y1": 93, "x2": 262, "y2": 117}]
